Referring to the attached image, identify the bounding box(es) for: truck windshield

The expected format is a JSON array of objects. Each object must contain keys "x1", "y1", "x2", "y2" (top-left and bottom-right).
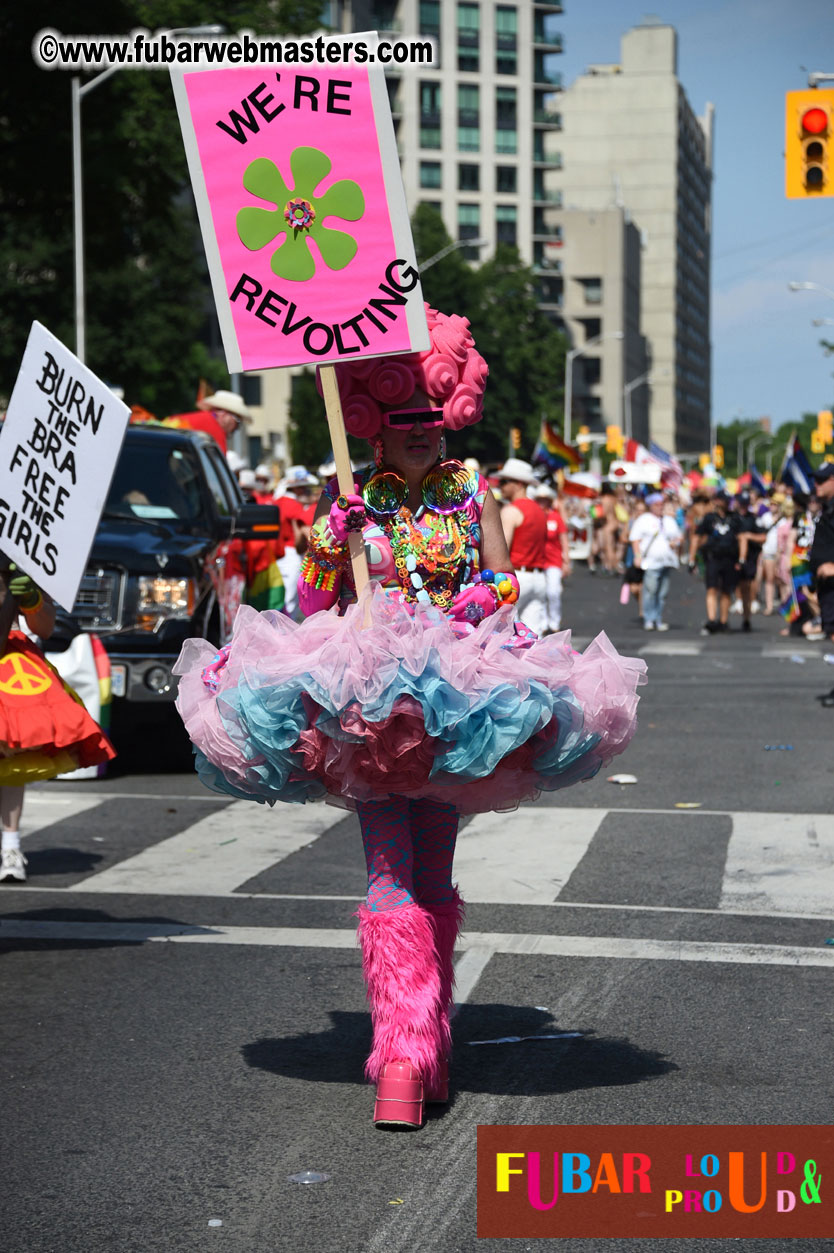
[{"x1": 105, "y1": 444, "x2": 203, "y2": 522}]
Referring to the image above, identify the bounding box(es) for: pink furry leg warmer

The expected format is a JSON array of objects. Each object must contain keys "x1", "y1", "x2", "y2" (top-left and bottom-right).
[
  {"x1": 356, "y1": 902, "x2": 446, "y2": 1091},
  {"x1": 426, "y1": 889, "x2": 465, "y2": 1032}
]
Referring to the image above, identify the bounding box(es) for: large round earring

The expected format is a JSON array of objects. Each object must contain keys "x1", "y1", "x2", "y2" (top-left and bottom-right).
[{"x1": 373, "y1": 437, "x2": 385, "y2": 469}]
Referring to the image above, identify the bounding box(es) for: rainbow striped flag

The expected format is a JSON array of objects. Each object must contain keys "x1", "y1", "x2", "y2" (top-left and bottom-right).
[{"x1": 532, "y1": 421, "x2": 581, "y2": 473}]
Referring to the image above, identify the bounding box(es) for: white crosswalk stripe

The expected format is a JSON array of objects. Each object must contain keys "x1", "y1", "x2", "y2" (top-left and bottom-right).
[
  {"x1": 68, "y1": 802, "x2": 344, "y2": 896},
  {"x1": 720, "y1": 812, "x2": 834, "y2": 917},
  {"x1": 10, "y1": 794, "x2": 834, "y2": 920},
  {"x1": 456, "y1": 807, "x2": 607, "y2": 904}
]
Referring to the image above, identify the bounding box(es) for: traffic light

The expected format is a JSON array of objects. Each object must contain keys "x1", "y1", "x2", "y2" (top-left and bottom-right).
[
  {"x1": 605, "y1": 424, "x2": 623, "y2": 455},
  {"x1": 812, "y1": 429, "x2": 826, "y2": 454},
  {"x1": 577, "y1": 424, "x2": 591, "y2": 451},
  {"x1": 712, "y1": 444, "x2": 724, "y2": 469},
  {"x1": 786, "y1": 89, "x2": 834, "y2": 198},
  {"x1": 510, "y1": 427, "x2": 521, "y2": 450},
  {"x1": 699, "y1": 453, "x2": 710, "y2": 470},
  {"x1": 817, "y1": 409, "x2": 833, "y2": 444}
]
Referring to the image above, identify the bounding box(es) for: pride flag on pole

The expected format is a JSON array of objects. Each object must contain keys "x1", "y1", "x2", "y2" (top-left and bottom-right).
[{"x1": 532, "y1": 420, "x2": 581, "y2": 472}]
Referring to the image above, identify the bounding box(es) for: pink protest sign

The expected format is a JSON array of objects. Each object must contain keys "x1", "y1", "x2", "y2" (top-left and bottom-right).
[{"x1": 171, "y1": 39, "x2": 429, "y2": 372}]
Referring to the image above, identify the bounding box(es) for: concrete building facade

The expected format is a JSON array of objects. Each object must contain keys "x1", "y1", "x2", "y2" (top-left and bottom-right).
[
  {"x1": 559, "y1": 208, "x2": 649, "y2": 445},
  {"x1": 550, "y1": 22, "x2": 713, "y2": 453}
]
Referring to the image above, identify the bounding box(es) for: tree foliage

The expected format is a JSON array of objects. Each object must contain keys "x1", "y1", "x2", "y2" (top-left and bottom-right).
[{"x1": 0, "y1": 0, "x2": 323, "y2": 413}]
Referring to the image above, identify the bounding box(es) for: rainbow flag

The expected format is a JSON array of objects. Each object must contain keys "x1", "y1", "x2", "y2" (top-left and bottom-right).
[{"x1": 532, "y1": 421, "x2": 581, "y2": 473}]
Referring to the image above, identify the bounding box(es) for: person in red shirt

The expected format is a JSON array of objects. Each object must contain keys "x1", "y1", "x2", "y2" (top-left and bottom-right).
[
  {"x1": 499, "y1": 458, "x2": 548, "y2": 636},
  {"x1": 274, "y1": 466, "x2": 319, "y2": 619},
  {"x1": 535, "y1": 482, "x2": 572, "y2": 634}
]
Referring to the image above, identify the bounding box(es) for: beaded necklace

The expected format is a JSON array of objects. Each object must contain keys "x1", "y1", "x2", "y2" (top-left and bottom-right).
[{"x1": 363, "y1": 461, "x2": 478, "y2": 608}]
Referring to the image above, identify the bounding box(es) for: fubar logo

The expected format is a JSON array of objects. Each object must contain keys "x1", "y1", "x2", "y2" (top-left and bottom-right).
[{"x1": 477, "y1": 1125, "x2": 831, "y2": 1239}]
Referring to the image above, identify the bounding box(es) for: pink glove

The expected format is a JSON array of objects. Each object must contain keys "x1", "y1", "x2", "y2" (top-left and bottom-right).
[
  {"x1": 327, "y1": 493, "x2": 366, "y2": 544},
  {"x1": 298, "y1": 580, "x2": 340, "y2": 617},
  {"x1": 447, "y1": 583, "x2": 498, "y2": 625}
]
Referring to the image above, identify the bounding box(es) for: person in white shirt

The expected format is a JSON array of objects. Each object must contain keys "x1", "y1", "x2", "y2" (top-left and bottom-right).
[{"x1": 629, "y1": 492, "x2": 682, "y2": 631}]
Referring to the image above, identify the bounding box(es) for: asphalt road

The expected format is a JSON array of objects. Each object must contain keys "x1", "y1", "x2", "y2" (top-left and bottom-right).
[{"x1": 1, "y1": 567, "x2": 833, "y2": 1253}]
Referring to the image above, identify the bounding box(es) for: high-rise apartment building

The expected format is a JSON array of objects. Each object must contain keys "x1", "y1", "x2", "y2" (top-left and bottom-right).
[
  {"x1": 551, "y1": 22, "x2": 713, "y2": 453},
  {"x1": 339, "y1": 0, "x2": 564, "y2": 272},
  {"x1": 245, "y1": 1, "x2": 567, "y2": 463}
]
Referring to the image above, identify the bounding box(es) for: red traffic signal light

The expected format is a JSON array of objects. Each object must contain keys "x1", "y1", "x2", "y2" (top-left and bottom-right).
[{"x1": 786, "y1": 90, "x2": 834, "y2": 198}]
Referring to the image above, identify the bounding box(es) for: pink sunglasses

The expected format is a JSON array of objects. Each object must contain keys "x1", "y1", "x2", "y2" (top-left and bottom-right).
[{"x1": 382, "y1": 407, "x2": 444, "y2": 430}]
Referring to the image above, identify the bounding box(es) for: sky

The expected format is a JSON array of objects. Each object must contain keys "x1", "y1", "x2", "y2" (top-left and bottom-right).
[{"x1": 558, "y1": 0, "x2": 834, "y2": 434}]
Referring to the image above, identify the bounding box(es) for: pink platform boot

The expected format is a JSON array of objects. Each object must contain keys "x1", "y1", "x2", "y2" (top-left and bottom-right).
[
  {"x1": 356, "y1": 902, "x2": 446, "y2": 1129},
  {"x1": 424, "y1": 890, "x2": 465, "y2": 1104}
]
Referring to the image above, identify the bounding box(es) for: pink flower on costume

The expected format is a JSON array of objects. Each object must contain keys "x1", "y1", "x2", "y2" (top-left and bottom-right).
[
  {"x1": 369, "y1": 361, "x2": 418, "y2": 407},
  {"x1": 420, "y1": 352, "x2": 460, "y2": 399},
  {"x1": 444, "y1": 382, "x2": 482, "y2": 430},
  {"x1": 462, "y1": 351, "x2": 489, "y2": 393},
  {"x1": 343, "y1": 394, "x2": 383, "y2": 438}
]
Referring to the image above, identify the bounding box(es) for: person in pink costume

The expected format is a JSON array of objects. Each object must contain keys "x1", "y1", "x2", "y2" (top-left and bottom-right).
[{"x1": 175, "y1": 306, "x2": 646, "y2": 1130}]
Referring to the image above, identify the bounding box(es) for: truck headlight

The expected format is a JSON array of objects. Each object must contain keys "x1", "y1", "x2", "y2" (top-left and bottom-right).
[{"x1": 137, "y1": 577, "x2": 196, "y2": 622}]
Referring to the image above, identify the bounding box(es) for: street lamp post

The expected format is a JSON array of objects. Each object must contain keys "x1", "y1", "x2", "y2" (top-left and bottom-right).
[
  {"x1": 564, "y1": 331, "x2": 624, "y2": 445},
  {"x1": 419, "y1": 237, "x2": 488, "y2": 272},
  {"x1": 737, "y1": 428, "x2": 755, "y2": 475},
  {"x1": 788, "y1": 280, "x2": 834, "y2": 303},
  {"x1": 622, "y1": 367, "x2": 670, "y2": 442},
  {"x1": 72, "y1": 25, "x2": 224, "y2": 362},
  {"x1": 745, "y1": 432, "x2": 772, "y2": 476}
]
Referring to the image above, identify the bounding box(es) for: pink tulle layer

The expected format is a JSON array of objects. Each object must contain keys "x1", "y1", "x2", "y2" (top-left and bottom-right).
[{"x1": 174, "y1": 586, "x2": 647, "y2": 814}]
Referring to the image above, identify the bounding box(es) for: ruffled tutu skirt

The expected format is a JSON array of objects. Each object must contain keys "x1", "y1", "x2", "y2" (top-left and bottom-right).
[
  {"x1": 0, "y1": 632, "x2": 116, "y2": 785},
  {"x1": 174, "y1": 587, "x2": 646, "y2": 814}
]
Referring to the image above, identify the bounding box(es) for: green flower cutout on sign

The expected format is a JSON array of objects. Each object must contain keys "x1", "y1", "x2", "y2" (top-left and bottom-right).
[{"x1": 236, "y1": 146, "x2": 365, "y2": 282}]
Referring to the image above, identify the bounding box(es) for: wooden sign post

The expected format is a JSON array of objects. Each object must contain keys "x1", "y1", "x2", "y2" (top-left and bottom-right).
[{"x1": 318, "y1": 364, "x2": 369, "y2": 596}]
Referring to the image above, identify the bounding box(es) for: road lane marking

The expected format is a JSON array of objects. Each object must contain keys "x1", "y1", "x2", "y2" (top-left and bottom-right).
[
  {"x1": 68, "y1": 803, "x2": 344, "y2": 896},
  {"x1": 457, "y1": 807, "x2": 607, "y2": 904},
  {"x1": 720, "y1": 812, "x2": 834, "y2": 917},
  {"x1": 22, "y1": 792, "x2": 107, "y2": 828},
  {"x1": 3, "y1": 920, "x2": 834, "y2": 967}
]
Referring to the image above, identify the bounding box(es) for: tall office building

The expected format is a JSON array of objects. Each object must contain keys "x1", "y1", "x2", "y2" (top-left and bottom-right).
[
  {"x1": 552, "y1": 22, "x2": 713, "y2": 453},
  {"x1": 245, "y1": 0, "x2": 566, "y2": 463},
  {"x1": 339, "y1": 0, "x2": 564, "y2": 271}
]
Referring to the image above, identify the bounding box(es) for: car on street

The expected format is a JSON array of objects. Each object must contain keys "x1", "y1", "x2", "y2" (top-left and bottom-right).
[{"x1": 60, "y1": 425, "x2": 279, "y2": 707}]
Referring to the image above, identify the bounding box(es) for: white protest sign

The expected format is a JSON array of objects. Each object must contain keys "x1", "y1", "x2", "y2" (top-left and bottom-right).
[{"x1": 0, "y1": 322, "x2": 130, "y2": 609}]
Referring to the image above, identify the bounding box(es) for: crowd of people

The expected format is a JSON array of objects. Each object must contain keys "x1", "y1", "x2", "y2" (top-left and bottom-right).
[{"x1": 223, "y1": 433, "x2": 834, "y2": 647}]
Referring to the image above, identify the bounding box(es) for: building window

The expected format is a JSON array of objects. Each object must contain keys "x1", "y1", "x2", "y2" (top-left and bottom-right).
[
  {"x1": 458, "y1": 83, "x2": 480, "y2": 124},
  {"x1": 496, "y1": 204, "x2": 517, "y2": 245},
  {"x1": 420, "y1": 161, "x2": 442, "y2": 189},
  {"x1": 496, "y1": 165, "x2": 517, "y2": 193},
  {"x1": 242, "y1": 375, "x2": 262, "y2": 406},
  {"x1": 420, "y1": 200, "x2": 443, "y2": 214},
  {"x1": 457, "y1": 2, "x2": 480, "y2": 71},
  {"x1": 458, "y1": 202, "x2": 481, "y2": 259},
  {"x1": 583, "y1": 358, "x2": 602, "y2": 386},
  {"x1": 582, "y1": 278, "x2": 603, "y2": 305},
  {"x1": 496, "y1": 86, "x2": 517, "y2": 128},
  {"x1": 419, "y1": 0, "x2": 440, "y2": 36},
  {"x1": 420, "y1": 80, "x2": 441, "y2": 148},
  {"x1": 420, "y1": 126, "x2": 442, "y2": 149},
  {"x1": 457, "y1": 85, "x2": 479, "y2": 152},
  {"x1": 495, "y1": 86, "x2": 517, "y2": 153},
  {"x1": 420, "y1": 80, "x2": 441, "y2": 120},
  {"x1": 495, "y1": 5, "x2": 517, "y2": 74},
  {"x1": 458, "y1": 163, "x2": 480, "y2": 191},
  {"x1": 370, "y1": 1, "x2": 398, "y2": 31}
]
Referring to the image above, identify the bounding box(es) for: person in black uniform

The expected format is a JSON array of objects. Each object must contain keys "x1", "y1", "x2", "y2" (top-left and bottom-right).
[
  {"x1": 809, "y1": 463, "x2": 834, "y2": 641},
  {"x1": 734, "y1": 490, "x2": 767, "y2": 632},
  {"x1": 689, "y1": 491, "x2": 742, "y2": 634}
]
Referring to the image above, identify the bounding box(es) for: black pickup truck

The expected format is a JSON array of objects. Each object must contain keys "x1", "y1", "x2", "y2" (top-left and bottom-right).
[{"x1": 65, "y1": 425, "x2": 279, "y2": 705}]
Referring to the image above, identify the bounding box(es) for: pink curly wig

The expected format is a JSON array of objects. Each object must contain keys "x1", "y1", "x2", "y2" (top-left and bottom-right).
[{"x1": 316, "y1": 305, "x2": 488, "y2": 438}]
